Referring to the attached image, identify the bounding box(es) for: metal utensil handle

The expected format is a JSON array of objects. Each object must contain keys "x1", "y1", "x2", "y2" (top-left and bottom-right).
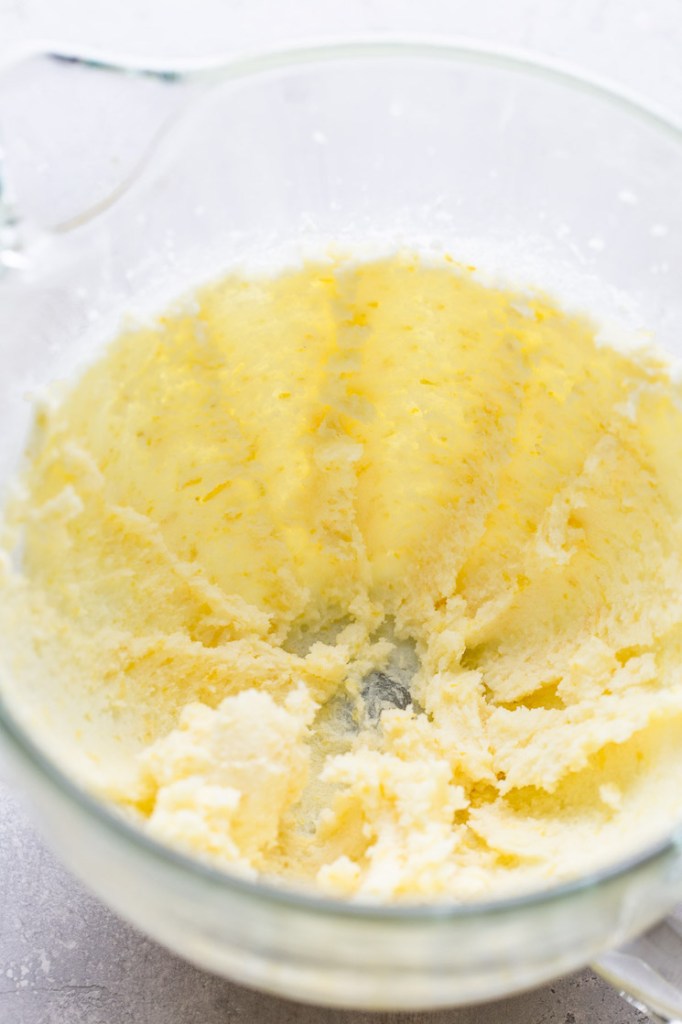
[{"x1": 594, "y1": 916, "x2": 682, "y2": 1023}]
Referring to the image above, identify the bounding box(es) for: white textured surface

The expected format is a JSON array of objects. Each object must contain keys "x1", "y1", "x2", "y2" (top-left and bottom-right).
[{"x1": 0, "y1": 1, "x2": 680, "y2": 1021}]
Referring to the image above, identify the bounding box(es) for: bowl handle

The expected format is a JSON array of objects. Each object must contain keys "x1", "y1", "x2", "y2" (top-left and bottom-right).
[
  {"x1": 0, "y1": 46, "x2": 218, "y2": 274},
  {"x1": 594, "y1": 916, "x2": 682, "y2": 1023}
]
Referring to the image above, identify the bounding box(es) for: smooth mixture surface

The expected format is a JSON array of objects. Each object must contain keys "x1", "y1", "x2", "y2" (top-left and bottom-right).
[{"x1": 3, "y1": 253, "x2": 682, "y2": 900}]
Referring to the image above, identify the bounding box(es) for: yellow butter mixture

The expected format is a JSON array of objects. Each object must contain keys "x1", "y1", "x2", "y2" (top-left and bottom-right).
[{"x1": 3, "y1": 253, "x2": 682, "y2": 900}]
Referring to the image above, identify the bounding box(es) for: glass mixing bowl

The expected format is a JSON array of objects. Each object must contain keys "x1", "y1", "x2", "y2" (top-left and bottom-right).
[{"x1": 2, "y1": 40, "x2": 682, "y2": 1017}]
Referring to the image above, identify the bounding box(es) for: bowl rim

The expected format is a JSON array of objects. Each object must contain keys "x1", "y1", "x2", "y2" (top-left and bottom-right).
[
  {"x1": 4, "y1": 34, "x2": 681, "y2": 140},
  {"x1": 3, "y1": 34, "x2": 682, "y2": 234},
  {"x1": 2, "y1": 36, "x2": 682, "y2": 923}
]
